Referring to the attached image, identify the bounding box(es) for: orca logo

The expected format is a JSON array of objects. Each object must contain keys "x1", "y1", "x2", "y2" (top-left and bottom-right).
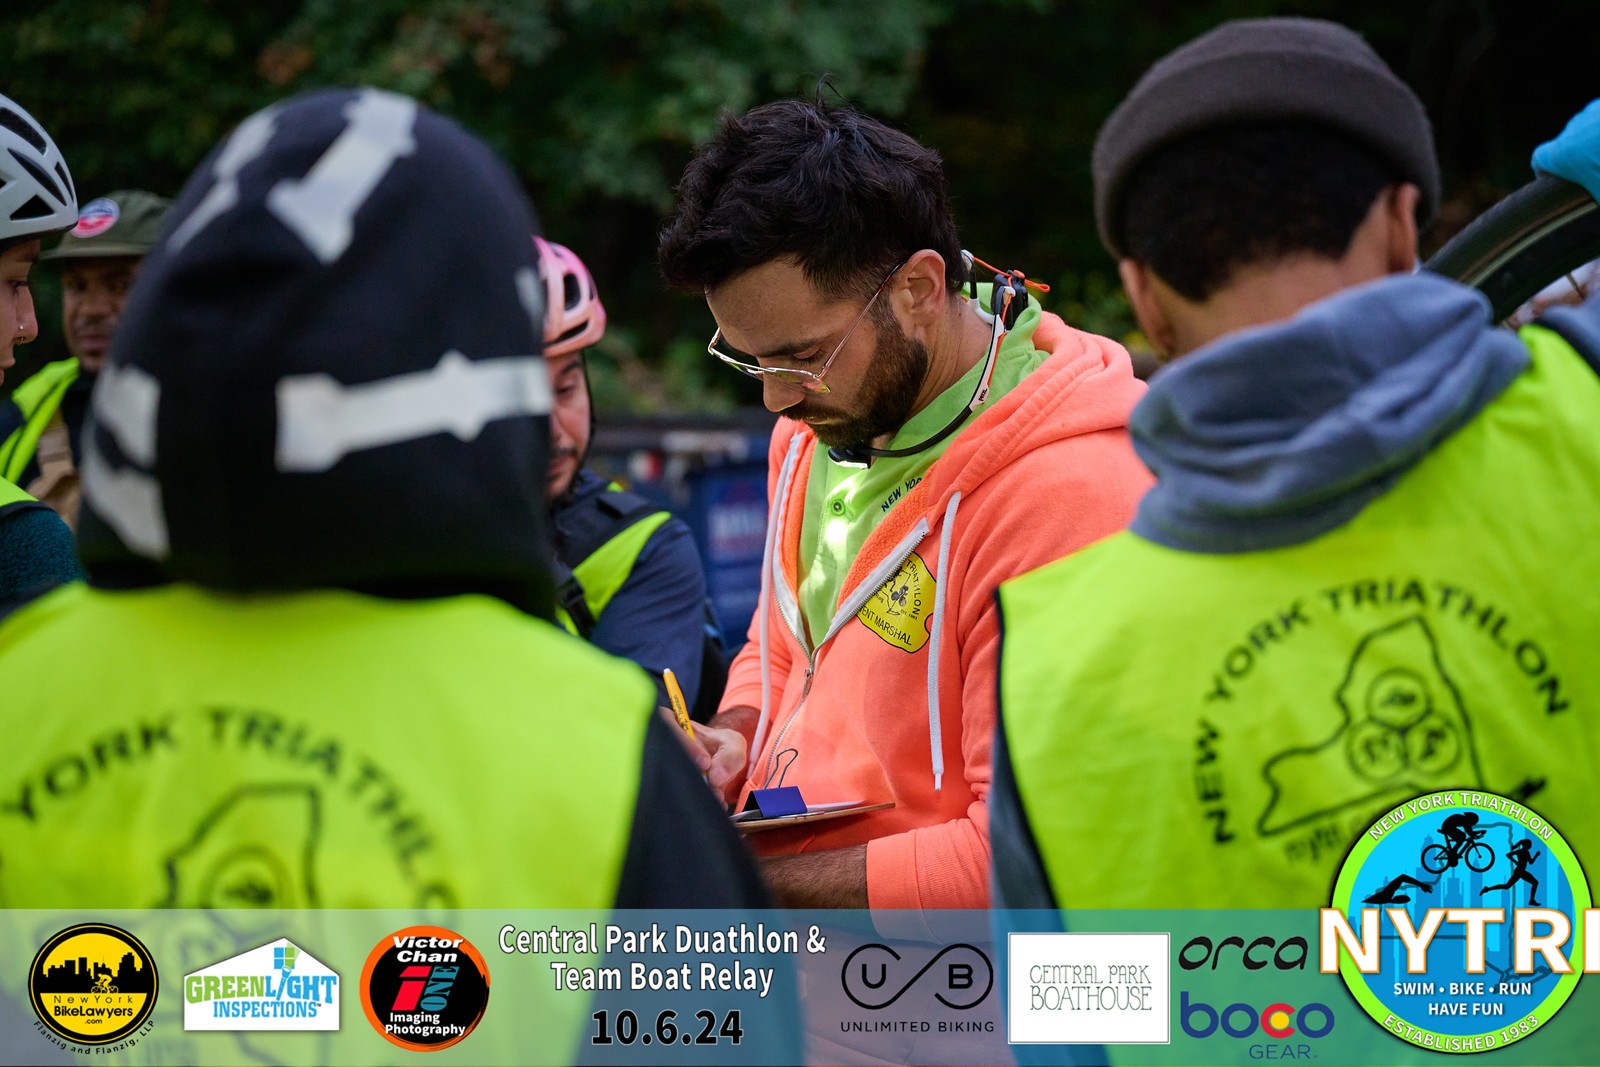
[{"x1": 1178, "y1": 934, "x2": 1309, "y2": 971}]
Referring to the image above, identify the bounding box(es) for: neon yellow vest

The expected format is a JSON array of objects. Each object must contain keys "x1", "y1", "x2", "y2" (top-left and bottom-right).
[
  {"x1": 554, "y1": 489, "x2": 672, "y2": 636},
  {"x1": 0, "y1": 357, "x2": 78, "y2": 482},
  {"x1": 0, "y1": 582, "x2": 650, "y2": 910},
  {"x1": 999, "y1": 326, "x2": 1600, "y2": 909},
  {"x1": 0, "y1": 476, "x2": 36, "y2": 513}
]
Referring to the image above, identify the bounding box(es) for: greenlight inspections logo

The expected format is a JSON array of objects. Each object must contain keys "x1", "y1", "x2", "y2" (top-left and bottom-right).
[
  {"x1": 1323, "y1": 790, "x2": 1593, "y2": 1054},
  {"x1": 184, "y1": 938, "x2": 339, "y2": 1031}
]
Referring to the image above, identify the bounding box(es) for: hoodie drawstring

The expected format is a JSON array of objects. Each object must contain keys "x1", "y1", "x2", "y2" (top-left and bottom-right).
[
  {"x1": 749, "y1": 435, "x2": 803, "y2": 774},
  {"x1": 925, "y1": 490, "x2": 962, "y2": 792}
]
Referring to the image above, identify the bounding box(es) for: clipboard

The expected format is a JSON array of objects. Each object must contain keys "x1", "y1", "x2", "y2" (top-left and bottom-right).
[{"x1": 731, "y1": 800, "x2": 895, "y2": 833}]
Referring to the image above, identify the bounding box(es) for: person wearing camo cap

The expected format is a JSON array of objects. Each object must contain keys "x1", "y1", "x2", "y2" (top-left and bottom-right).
[{"x1": 0, "y1": 189, "x2": 170, "y2": 526}]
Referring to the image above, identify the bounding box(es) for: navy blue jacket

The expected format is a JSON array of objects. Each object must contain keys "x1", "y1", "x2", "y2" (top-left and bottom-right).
[
  {"x1": 0, "y1": 500, "x2": 81, "y2": 605},
  {"x1": 553, "y1": 468, "x2": 712, "y2": 710}
]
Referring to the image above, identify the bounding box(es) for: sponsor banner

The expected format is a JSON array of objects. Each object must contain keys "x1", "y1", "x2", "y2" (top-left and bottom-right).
[{"x1": 0, "y1": 908, "x2": 1594, "y2": 1064}]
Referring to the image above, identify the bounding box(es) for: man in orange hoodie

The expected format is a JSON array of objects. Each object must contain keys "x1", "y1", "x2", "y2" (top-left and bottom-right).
[{"x1": 658, "y1": 97, "x2": 1152, "y2": 913}]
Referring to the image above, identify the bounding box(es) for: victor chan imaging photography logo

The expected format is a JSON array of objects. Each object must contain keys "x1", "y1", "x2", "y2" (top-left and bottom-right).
[
  {"x1": 361, "y1": 925, "x2": 490, "y2": 1051},
  {"x1": 184, "y1": 937, "x2": 339, "y2": 1031},
  {"x1": 1007, "y1": 932, "x2": 1169, "y2": 1045},
  {"x1": 1324, "y1": 789, "x2": 1595, "y2": 1053},
  {"x1": 28, "y1": 921, "x2": 158, "y2": 1048}
]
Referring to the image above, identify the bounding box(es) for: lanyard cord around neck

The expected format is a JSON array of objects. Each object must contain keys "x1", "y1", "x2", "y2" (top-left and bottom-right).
[
  {"x1": 826, "y1": 250, "x2": 1045, "y2": 466},
  {"x1": 826, "y1": 305, "x2": 1004, "y2": 465}
]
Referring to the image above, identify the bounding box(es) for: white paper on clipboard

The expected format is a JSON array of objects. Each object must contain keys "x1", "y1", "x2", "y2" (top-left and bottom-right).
[{"x1": 730, "y1": 800, "x2": 895, "y2": 833}]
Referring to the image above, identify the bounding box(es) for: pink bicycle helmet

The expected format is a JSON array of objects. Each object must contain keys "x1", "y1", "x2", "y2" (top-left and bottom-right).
[{"x1": 534, "y1": 236, "x2": 606, "y2": 356}]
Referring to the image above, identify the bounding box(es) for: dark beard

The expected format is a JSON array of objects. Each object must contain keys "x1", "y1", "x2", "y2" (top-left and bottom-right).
[{"x1": 797, "y1": 309, "x2": 929, "y2": 449}]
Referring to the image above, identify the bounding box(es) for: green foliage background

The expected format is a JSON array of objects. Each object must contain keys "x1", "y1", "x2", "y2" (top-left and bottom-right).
[{"x1": 5, "y1": 0, "x2": 1594, "y2": 407}]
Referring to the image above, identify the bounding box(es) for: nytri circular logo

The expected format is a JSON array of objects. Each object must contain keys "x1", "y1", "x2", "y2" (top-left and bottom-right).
[
  {"x1": 361, "y1": 925, "x2": 490, "y2": 1051},
  {"x1": 1326, "y1": 790, "x2": 1591, "y2": 1054},
  {"x1": 29, "y1": 922, "x2": 158, "y2": 1046}
]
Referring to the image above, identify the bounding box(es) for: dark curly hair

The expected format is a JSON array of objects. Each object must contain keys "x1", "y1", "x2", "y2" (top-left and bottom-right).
[
  {"x1": 658, "y1": 99, "x2": 962, "y2": 300},
  {"x1": 1121, "y1": 122, "x2": 1400, "y2": 301}
]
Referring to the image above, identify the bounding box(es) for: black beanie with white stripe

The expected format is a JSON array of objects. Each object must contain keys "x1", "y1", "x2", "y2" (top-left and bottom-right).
[{"x1": 78, "y1": 87, "x2": 556, "y2": 618}]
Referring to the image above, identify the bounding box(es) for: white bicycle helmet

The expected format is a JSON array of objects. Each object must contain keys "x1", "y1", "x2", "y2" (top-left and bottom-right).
[
  {"x1": 0, "y1": 93, "x2": 77, "y2": 251},
  {"x1": 534, "y1": 236, "x2": 606, "y2": 356}
]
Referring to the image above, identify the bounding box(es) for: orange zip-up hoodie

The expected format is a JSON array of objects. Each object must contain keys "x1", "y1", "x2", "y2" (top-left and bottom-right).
[{"x1": 721, "y1": 310, "x2": 1153, "y2": 913}]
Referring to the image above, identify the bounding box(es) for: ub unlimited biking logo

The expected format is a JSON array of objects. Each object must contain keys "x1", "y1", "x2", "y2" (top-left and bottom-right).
[
  {"x1": 29, "y1": 922, "x2": 158, "y2": 1047},
  {"x1": 842, "y1": 942, "x2": 993, "y2": 1010},
  {"x1": 1323, "y1": 790, "x2": 1595, "y2": 1053},
  {"x1": 836, "y1": 941, "x2": 995, "y2": 1041}
]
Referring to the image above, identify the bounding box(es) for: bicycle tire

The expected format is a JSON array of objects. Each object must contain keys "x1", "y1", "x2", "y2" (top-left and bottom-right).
[
  {"x1": 1426, "y1": 174, "x2": 1600, "y2": 322},
  {"x1": 1420, "y1": 843, "x2": 1450, "y2": 875},
  {"x1": 1465, "y1": 841, "x2": 1495, "y2": 873}
]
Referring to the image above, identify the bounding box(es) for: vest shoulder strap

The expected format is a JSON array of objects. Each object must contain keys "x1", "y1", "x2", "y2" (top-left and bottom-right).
[
  {"x1": 0, "y1": 360, "x2": 78, "y2": 483},
  {"x1": 552, "y1": 556, "x2": 597, "y2": 638},
  {"x1": 553, "y1": 484, "x2": 663, "y2": 568},
  {"x1": 553, "y1": 484, "x2": 666, "y2": 639}
]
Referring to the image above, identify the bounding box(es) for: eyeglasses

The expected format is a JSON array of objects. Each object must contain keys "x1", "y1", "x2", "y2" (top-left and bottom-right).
[{"x1": 707, "y1": 257, "x2": 909, "y2": 395}]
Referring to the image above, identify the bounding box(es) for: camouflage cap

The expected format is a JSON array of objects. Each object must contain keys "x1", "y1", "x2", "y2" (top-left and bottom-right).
[{"x1": 41, "y1": 189, "x2": 171, "y2": 262}]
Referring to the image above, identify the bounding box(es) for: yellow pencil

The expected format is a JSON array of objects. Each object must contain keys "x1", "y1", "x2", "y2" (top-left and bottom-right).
[{"x1": 663, "y1": 669, "x2": 695, "y2": 742}]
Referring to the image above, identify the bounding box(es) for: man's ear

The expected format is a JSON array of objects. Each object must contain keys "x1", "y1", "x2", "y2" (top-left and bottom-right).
[
  {"x1": 1385, "y1": 182, "x2": 1421, "y2": 274},
  {"x1": 896, "y1": 248, "x2": 949, "y2": 331},
  {"x1": 1119, "y1": 259, "x2": 1176, "y2": 358}
]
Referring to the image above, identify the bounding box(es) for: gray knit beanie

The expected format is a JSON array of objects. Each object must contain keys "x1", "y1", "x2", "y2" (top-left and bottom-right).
[{"x1": 1092, "y1": 17, "x2": 1439, "y2": 259}]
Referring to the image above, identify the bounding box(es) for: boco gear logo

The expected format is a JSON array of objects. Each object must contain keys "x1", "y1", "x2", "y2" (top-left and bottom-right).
[
  {"x1": 1323, "y1": 790, "x2": 1594, "y2": 1053},
  {"x1": 1179, "y1": 994, "x2": 1335, "y2": 1040},
  {"x1": 70, "y1": 197, "x2": 120, "y2": 238},
  {"x1": 1177, "y1": 932, "x2": 1331, "y2": 1057},
  {"x1": 361, "y1": 925, "x2": 489, "y2": 1051},
  {"x1": 29, "y1": 922, "x2": 158, "y2": 1046},
  {"x1": 842, "y1": 943, "x2": 992, "y2": 1009}
]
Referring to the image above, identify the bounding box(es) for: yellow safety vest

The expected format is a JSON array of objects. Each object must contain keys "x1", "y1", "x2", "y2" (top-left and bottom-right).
[
  {"x1": 0, "y1": 357, "x2": 78, "y2": 483},
  {"x1": 0, "y1": 581, "x2": 650, "y2": 910},
  {"x1": 999, "y1": 326, "x2": 1600, "y2": 909}
]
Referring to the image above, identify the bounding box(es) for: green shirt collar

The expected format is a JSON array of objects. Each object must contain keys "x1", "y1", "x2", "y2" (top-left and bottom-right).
[{"x1": 886, "y1": 286, "x2": 1041, "y2": 450}]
